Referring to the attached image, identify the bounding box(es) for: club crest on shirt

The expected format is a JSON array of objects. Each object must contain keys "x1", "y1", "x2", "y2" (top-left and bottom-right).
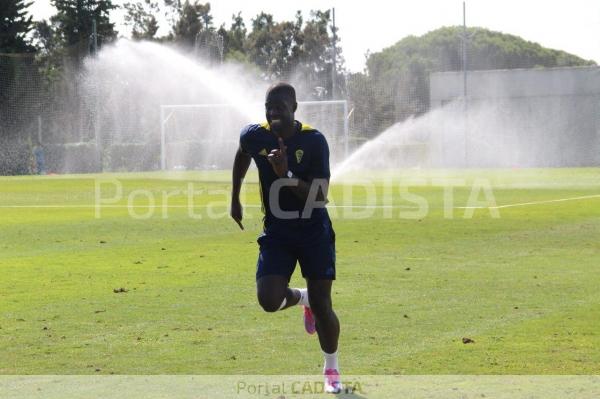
[
  {"x1": 295, "y1": 149, "x2": 304, "y2": 163},
  {"x1": 258, "y1": 148, "x2": 268, "y2": 156}
]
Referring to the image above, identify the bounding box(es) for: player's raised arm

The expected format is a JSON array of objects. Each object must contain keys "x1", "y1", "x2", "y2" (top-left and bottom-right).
[
  {"x1": 269, "y1": 134, "x2": 330, "y2": 204},
  {"x1": 231, "y1": 145, "x2": 251, "y2": 230}
]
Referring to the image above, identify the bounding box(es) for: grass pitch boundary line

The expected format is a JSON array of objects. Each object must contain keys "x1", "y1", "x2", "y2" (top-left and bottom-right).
[
  {"x1": 1, "y1": 194, "x2": 599, "y2": 210},
  {"x1": 457, "y1": 194, "x2": 600, "y2": 210},
  {"x1": 0, "y1": 204, "x2": 417, "y2": 209}
]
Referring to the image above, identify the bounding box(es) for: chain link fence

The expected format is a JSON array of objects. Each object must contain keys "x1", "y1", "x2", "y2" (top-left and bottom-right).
[{"x1": 1, "y1": 27, "x2": 599, "y2": 175}]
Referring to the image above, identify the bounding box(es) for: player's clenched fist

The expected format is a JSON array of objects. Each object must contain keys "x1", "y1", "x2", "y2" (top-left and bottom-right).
[{"x1": 267, "y1": 137, "x2": 288, "y2": 178}]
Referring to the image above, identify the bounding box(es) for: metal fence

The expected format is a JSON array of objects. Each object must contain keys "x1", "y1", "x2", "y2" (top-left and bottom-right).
[{"x1": 1, "y1": 35, "x2": 599, "y2": 175}]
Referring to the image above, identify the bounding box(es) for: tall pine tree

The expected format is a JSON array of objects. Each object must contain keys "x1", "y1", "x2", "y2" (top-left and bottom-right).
[
  {"x1": 51, "y1": 0, "x2": 117, "y2": 49},
  {"x1": 0, "y1": 0, "x2": 35, "y2": 53}
]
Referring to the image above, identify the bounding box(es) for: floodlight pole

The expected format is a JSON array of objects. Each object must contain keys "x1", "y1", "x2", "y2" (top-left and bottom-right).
[
  {"x1": 91, "y1": 19, "x2": 98, "y2": 55},
  {"x1": 37, "y1": 115, "x2": 42, "y2": 144},
  {"x1": 90, "y1": 19, "x2": 104, "y2": 171},
  {"x1": 331, "y1": 7, "x2": 337, "y2": 99},
  {"x1": 343, "y1": 100, "x2": 349, "y2": 159},
  {"x1": 462, "y1": 1, "x2": 469, "y2": 167},
  {"x1": 160, "y1": 106, "x2": 166, "y2": 170},
  {"x1": 462, "y1": 3, "x2": 467, "y2": 100},
  {"x1": 217, "y1": 33, "x2": 224, "y2": 64}
]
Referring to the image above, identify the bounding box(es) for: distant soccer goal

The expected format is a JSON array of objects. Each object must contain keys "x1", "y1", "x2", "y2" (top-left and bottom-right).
[
  {"x1": 296, "y1": 100, "x2": 350, "y2": 165},
  {"x1": 159, "y1": 100, "x2": 349, "y2": 170}
]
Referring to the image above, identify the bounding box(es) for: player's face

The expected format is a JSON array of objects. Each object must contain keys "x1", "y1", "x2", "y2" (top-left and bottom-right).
[{"x1": 265, "y1": 94, "x2": 295, "y2": 132}]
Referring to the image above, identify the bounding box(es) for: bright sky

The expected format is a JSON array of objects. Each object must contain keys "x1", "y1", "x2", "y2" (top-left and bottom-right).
[{"x1": 29, "y1": 0, "x2": 600, "y2": 72}]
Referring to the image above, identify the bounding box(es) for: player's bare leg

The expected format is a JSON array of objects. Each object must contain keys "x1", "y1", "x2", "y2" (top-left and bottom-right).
[
  {"x1": 307, "y1": 279, "x2": 341, "y2": 393},
  {"x1": 256, "y1": 275, "x2": 307, "y2": 312}
]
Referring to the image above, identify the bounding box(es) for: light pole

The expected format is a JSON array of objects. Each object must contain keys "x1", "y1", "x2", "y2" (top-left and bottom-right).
[
  {"x1": 331, "y1": 8, "x2": 337, "y2": 99},
  {"x1": 460, "y1": 2, "x2": 469, "y2": 167}
]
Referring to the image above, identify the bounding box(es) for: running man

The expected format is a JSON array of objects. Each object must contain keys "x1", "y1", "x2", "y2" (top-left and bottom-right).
[{"x1": 230, "y1": 82, "x2": 341, "y2": 393}]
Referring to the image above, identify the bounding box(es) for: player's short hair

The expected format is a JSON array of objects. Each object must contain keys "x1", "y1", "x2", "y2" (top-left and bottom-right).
[{"x1": 266, "y1": 82, "x2": 296, "y2": 103}]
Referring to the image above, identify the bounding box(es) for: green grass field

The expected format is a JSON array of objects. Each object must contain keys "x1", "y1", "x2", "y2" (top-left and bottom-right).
[{"x1": 1, "y1": 168, "x2": 599, "y2": 375}]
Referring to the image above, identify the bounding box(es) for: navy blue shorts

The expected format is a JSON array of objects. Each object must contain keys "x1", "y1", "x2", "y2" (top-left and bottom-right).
[{"x1": 256, "y1": 218, "x2": 336, "y2": 281}]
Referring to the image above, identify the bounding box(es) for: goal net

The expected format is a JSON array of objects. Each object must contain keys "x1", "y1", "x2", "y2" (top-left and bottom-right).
[{"x1": 159, "y1": 100, "x2": 349, "y2": 170}]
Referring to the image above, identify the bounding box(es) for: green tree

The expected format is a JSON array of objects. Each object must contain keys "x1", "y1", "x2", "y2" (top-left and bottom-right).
[
  {"x1": 350, "y1": 26, "x2": 597, "y2": 137},
  {"x1": 265, "y1": 15, "x2": 302, "y2": 80},
  {"x1": 33, "y1": 19, "x2": 60, "y2": 54},
  {"x1": 124, "y1": 0, "x2": 160, "y2": 40},
  {"x1": 245, "y1": 12, "x2": 276, "y2": 75},
  {"x1": 220, "y1": 12, "x2": 246, "y2": 62},
  {"x1": 0, "y1": 0, "x2": 35, "y2": 53},
  {"x1": 32, "y1": 19, "x2": 63, "y2": 82},
  {"x1": 51, "y1": 0, "x2": 117, "y2": 49},
  {"x1": 244, "y1": 9, "x2": 342, "y2": 97},
  {"x1": 0, "y1": 1, "x2": 38, "y2": 173},
  {"x1": 172, "y1": 1, "x2": 213, "y2": 48},
  {"x1": 32, "y1": 0, "x2": 117, "y2": 83},
  {"x1": 295, "y1": 10, "x2": 342, "y2": 98}
]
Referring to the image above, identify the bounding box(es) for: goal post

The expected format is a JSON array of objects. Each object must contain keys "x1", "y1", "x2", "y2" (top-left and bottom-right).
[
  {"x1": 159, "y1": 100, "x2": 349, "y2": 171},
  {"x1": 294, "y1": 100, "x2": 350, "y2": 162}
]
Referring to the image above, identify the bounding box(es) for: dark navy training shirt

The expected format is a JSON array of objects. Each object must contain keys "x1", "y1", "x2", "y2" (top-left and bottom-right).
[{"x1": 239, "y1": 120, "x2": 330, "y2": 225}]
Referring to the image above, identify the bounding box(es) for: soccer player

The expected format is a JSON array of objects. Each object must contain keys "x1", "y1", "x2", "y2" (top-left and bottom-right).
[{"x1": 230, "y1": 82, "x2": 341, "y2": 393}]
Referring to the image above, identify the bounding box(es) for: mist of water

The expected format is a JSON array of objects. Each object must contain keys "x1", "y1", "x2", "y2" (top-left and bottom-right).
[
  {"x1": 79, "y1": 39, "x2": 268, "y2": 171},
  {"x1": 333, "y1": 90, "x2": 600, "y2": 181},
  {"x1": 76, "y1": 40, "x2": 350, "y2": 171},
  {"x1": 51, "y1": 40, "x2": 600, "y2": 175}
]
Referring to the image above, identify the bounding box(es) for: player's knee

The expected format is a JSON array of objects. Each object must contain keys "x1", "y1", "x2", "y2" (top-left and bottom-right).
[
  {"x1": 256, "y1": 276, "x2": 288, "y2": 312},
  {"x1": 257, "y1": 293, "x2": 284, "y2": 313},
  {"x1": 259, "y1": 301, "x2": 280, "y2": 313}
]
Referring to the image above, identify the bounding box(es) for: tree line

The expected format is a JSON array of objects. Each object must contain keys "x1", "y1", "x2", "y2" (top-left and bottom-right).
[
  {"x1": 1, "y1": 0, "x2": 343, "y2": 99},
  {"x1": 2, "y1": 0, "x2": 596, "y2": 141},
  {"x1": 348, "y1": 26, "x2": 596, "y2": 136}
]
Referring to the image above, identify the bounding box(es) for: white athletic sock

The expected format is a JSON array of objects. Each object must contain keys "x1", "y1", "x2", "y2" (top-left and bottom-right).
[
  {"x1": 277, "y1": 297, "x2": 287, "y2": 310},
  {"x1": 323, "y1": 350, "x2": 339, "y2": 371},
  {"x1": 296, "y1": 288, "x2": 310, "y2": 307}
]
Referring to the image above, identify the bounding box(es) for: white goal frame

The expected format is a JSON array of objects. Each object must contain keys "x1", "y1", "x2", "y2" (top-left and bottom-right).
[{"x1": 159, "y1": 100, "x2": 349, "y2": 171}]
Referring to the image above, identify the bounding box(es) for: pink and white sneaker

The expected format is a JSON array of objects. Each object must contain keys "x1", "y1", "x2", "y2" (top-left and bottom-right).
[
  {"x1": 324, "y1": 368, "x2": 342, "y2": 394},
  {"x1": 303, "y1": 305, "x2": 316, "y2": 335}
]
